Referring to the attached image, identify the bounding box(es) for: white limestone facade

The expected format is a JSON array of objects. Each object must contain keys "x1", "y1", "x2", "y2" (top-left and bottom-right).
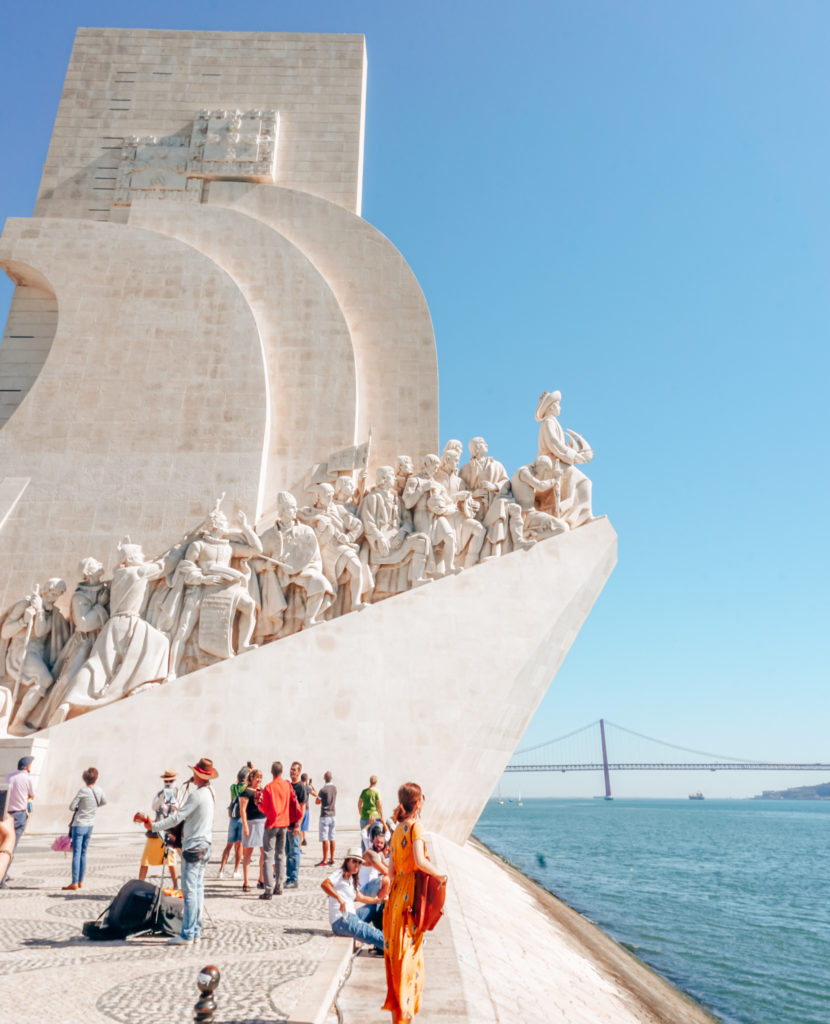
[{"x1": 0, "y1": 28, "x2": 438, "y2": 607}]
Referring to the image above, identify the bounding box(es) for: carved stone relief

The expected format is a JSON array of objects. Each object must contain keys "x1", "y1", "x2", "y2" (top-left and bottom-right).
[
  {"x1": 113, "y1": 109, "x2": 279, "y2": 207},
  {"x1": 0, "y1": 391, "x2": 598, "y2": 733}
]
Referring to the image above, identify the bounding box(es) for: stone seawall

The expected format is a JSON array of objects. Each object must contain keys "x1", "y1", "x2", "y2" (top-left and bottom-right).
[{"x1": 332, "y1": 833, "x2": 720, "y2": 1024}]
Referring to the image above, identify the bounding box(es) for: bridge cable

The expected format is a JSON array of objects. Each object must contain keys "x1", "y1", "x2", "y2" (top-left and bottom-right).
[
  {"x1": 514, "y1": 719, "x2": 601, "y2": 756},
  {"x1": 603, "y1": 720, "x2": 758, "y2": 764}
]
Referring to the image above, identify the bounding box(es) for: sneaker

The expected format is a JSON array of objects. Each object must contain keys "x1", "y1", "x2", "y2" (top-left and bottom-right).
[
  {"x1": 168, "y1": 935, "x2": 192, "y2": 945},
  {"x1": 259, "y1": 892, "x2": 272, "y2": 901},
  {"x1": 232, "y1": 870, "x2": 242, "y2": 880},
  {"x1": 217, "y1": 869, "x2": 225, "y2": 879},
  {"x1": 62, "y1": 883, "x2": 80, "y2": 891},
  {"x1": 284, "y1": 881, "x2": 299, "y2": 889}
]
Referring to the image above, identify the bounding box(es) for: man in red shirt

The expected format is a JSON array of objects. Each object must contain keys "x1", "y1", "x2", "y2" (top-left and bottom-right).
[{"x1": 258, "y1": 761, "x2": 299, "y2": 899}]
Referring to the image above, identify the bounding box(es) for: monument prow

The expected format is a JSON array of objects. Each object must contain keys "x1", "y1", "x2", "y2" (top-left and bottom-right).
[{"x1": 28, "y1": 518, "x2": 617, "y2": 843}]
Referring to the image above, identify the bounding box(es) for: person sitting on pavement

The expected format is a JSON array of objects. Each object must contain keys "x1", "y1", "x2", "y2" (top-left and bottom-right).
[
  {"x1": 359, "y1": 822, "x2": 391, "y2": 916},
  {"x1": 321, "y1": 846, "x2": 385, "y2": 951},
  {"x1": 138, "y1": 769, "x2": 181, "y2": 889},
  {"x1": 361, "y1": 815, "x2": 392, "y2": 853}
]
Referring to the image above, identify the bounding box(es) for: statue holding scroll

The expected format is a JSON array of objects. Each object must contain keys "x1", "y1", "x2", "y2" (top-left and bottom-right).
[{"x1": 166, "y1": 505, "x2": 263, "y2": 680}]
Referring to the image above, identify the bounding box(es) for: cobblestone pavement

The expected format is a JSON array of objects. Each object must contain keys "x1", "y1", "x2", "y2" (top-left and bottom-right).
[{"x1": 0, "y1": 826, "x2": 358, "y2": 1024}]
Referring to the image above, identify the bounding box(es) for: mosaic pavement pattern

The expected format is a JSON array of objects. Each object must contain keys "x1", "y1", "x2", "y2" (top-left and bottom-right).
[{"x1": 0, "y1": 824, "x2": 361, "y2": 1023}]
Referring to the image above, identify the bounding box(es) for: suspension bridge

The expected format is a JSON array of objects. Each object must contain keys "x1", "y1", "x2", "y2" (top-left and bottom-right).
[{"x1": 505, "y1": 719, "x2": 830, "y2": 798}]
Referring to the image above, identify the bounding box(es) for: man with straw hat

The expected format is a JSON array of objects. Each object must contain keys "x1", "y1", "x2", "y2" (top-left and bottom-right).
[
  {"x1": 138, "y1": 769, "x2": 181, "y2": 889},
  {"x1": 151, "y1": 757, "x2": 217, "y2": 944}
]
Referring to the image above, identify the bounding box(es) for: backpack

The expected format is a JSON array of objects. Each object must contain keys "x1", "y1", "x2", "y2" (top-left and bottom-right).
[
  {"x1": 82, "y1": 879, "x2": 156, "y2": 941},
  {"x1": 228, "y1": 782, "x2": 243, "y2": 819}
]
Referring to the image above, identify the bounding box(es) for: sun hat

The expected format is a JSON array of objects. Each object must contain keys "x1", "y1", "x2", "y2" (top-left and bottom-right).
[
  {"x1": 160, "y1": 769, "x2": 178, "y2": 781},
  {"x1": 345, "y1": 847, "x2": 365, "y2": 861},
  {"x1": 189, "y1": 757, "x2": 219, "y2": 780}
]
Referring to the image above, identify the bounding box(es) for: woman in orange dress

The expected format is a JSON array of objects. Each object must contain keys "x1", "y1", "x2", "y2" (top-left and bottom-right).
[{"x1": 382, "y1": 782, "x2": 447, "y2": 1023}]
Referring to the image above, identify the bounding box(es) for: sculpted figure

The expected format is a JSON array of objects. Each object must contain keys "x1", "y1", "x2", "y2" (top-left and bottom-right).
[
  {"x1": 45, "y1": 541, "x2": 170, "y2": 725},
  {"x1": 360, "y1": 466, "x2": 430, "y2": 602},
  {"x1": 459, "y1": 437, "x2": 527, "y2": 559},
  {"x1": 511, "y1": 456, "x2": 569, "y2": 541},
  {"x1": 333, "y1": 475, "x2": 360, "y2": 517},
  {"x1": 18, "y1": 559, "x2": 110, "y2": 732},
  {"x1": 302, "y1": 483, "x2": 368, "y2": 615},
  {"x1": 394, "y1": 455, "x2": 414, "y2": 498},
  {"x1": 436, "y1": 447, "x2": 485, "y2": 569},
  {"x1": 259, "y1": 491, "x2": 334, "y2": 634},
  {"x1": 166, "y1": 505, "x2": 263, "y2": 679},
  {"x1": 1, "y1": 579, "x2": 69, "y2": 733},
  {"x1": 535, "y1": 390, "x2": 594, "y2": 528},
  {"x1": 403, "y1": 455, "x2": 458, "y2": 577}
]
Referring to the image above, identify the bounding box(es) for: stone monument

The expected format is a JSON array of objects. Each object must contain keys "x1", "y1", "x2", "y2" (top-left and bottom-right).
[{"x1": 0, "y1": 29, "x2": 616, "y2": 843}]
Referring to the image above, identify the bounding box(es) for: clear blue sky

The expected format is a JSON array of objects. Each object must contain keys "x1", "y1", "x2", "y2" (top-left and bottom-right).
[{"x1": 1, "y1": 2, "x2": 828, "y2": 797}]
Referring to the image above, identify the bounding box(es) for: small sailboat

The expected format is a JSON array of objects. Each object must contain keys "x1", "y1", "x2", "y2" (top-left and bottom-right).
[{"x1": 517, "y1": 790, "x2": 523, "y2": 807}]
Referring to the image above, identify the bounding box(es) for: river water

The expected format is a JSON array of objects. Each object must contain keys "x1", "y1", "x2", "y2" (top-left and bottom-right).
[{"x1": 473, "y1": 798, "x2": 830, "y2": 1024}]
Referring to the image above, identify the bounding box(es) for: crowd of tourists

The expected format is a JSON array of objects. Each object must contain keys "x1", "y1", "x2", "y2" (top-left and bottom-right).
[{"x1": 2, "y1": 754, "x2": 447, "y2": 1024}]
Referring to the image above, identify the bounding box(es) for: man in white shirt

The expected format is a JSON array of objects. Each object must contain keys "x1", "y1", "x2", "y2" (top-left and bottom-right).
[
  {"x1": 152, "y1": 756, "x2": 217, "y2": 945},
  {"x1": 1, "y1": 755, "x2": 36, "y2": 887},
  {"x1": 5, "y1": 756, "x2": 35, "y2": 843}
]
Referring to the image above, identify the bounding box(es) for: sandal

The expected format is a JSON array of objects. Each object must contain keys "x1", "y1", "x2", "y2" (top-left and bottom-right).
[{"x1": 242, "y1": 885, "x2": 251, "y2": 893}]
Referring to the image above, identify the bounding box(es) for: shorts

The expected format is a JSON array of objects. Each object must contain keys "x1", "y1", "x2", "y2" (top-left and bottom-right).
[
  {"x1": 319, "y1": 816, "x2": 336, "y2": 842},
  {"x1": 140, "y1": 835, "x2": 177, "y2": 868},
  {"x1": 243, "y1": 818, "x2": 265, "y2": 849},
  {"x1": 301, "y1": 808, "x2": 309, "y2": 831},
  {"x1": 227, "y1": 817, "x2": 243, "y2": 843}
]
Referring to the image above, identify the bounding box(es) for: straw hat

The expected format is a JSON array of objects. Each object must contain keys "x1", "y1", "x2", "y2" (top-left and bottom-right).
[
  {"x1": 345, "y1": 847, "x2": 365, "y2": 861},
  {"x1": 160, "y1": 769, "x2": 178, "y2": 782},
  {"x1": 189, "y1": 757, "x2": 219, "y2": 780}
]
